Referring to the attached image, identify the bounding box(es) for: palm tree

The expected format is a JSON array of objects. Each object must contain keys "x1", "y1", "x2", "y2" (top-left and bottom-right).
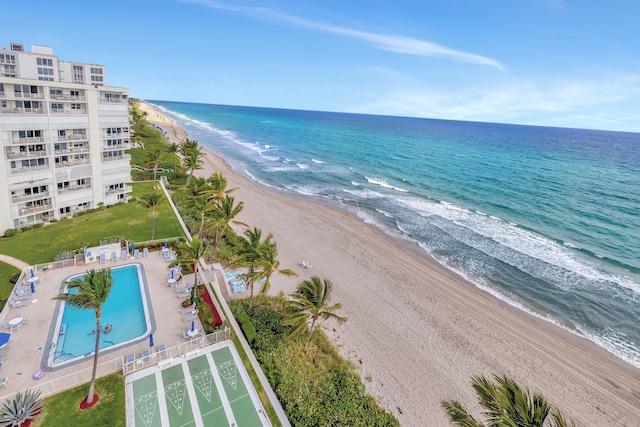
[
  {"x1": 140, "y1": 192, "x2": 162, "y2": 240},
  {"x1": 177, "y1": 236, "x2": 210, "y2": 303},
  {"x1": 441, "y1": 375, "x2": 575, "y2": 427},
  {"x1": 0, "y1": 389, "x2": 44, "y2": 427},
  {"x1": 183, "y1": 148, "x2": 204, "y2": 185},
  {"x1": 232, "y1": 227, "x2": 272, "y2": 311},
  {"x1": 284, "y1": 276, "x2": 347, "y2": 346},
  {"x1": 208, "y1": 172, "x2": 237, "y2": 202},
  {"x1": 145, "y1": 148, "x2": 163, "y2": 189},
  {"x1": 253, "y1": 240, "x2": 297, "y2": 311},
  {"x1": 206, "y1": 195, "x2": 246, "y2": 256},
  {"x1": 54, "y1": 268, "x2": 114, "y2": 405},
  {"x1": 178, "y1": 138, "x2": 199, "y2": 156}
]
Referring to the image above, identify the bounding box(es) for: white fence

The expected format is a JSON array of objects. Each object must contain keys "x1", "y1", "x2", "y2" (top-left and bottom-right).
[{"x1": 0, "y1": 328, "x2": 230, "y2": 402}]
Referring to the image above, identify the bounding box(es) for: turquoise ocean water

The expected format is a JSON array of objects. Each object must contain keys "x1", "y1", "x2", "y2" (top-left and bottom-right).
[{"x1": 150, "y1": 100, "x2": 640, "y2": 368}]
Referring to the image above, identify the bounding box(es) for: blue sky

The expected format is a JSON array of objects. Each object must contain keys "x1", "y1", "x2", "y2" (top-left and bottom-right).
[{"x1": 2, "y1": 0, "x2": 639, "y2": 132}]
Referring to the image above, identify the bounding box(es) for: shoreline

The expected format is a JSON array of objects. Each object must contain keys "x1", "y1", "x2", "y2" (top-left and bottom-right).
[{"x1": 137, "y1": 100, "x2": 640, "y2": 426}]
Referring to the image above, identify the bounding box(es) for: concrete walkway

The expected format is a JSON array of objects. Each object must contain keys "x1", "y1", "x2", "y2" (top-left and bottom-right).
[{"x1": 0, "y1": 254, "x2": 30, "y2": 270}]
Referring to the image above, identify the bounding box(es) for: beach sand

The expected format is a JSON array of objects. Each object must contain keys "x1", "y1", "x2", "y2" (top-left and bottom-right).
[{"x1": 137, "y1": 101, "x2": 640, "y2": 426}]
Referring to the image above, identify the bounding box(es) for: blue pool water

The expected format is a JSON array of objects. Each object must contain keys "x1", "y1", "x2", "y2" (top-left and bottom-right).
[{"x1": 48, "y1": 264, "x2": 152, "y2": 369}]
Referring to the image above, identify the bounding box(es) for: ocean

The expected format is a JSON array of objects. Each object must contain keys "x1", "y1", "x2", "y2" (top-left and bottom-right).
[{"x1": 148, "y1": 100, "x2": 640, "y2": 368}]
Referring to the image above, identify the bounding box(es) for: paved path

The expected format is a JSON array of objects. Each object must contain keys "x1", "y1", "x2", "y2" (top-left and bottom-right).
[{"x1": 0, "y1": 254, "x2": 29, "y2": 270}]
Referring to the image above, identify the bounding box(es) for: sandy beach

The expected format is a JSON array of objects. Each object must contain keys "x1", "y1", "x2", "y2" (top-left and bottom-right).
[{"x1": 138, "y1": 101, "x2": 640, "y2": 426}]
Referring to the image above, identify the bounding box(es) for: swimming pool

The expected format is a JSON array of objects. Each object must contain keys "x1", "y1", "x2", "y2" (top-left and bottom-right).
[{"x1": 46, "y1": 263, "x2": 155, "y2": 370}]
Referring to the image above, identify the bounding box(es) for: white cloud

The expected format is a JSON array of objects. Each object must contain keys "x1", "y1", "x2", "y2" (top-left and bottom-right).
[
  {"x1": 353, "y1": 72, "x2": 640, "y2": 131},
  {"x1": 184, "y1": 0, "x2": 504, "y2": 70}
]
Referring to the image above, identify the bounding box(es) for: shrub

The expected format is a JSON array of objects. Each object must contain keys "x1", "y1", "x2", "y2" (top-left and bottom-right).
[
  {"x1": 4, "y1": 229, "x2": 17, "y2": 237},
  {"x1": 236, "y1": 311, "x2": 257, "y2": 343}
]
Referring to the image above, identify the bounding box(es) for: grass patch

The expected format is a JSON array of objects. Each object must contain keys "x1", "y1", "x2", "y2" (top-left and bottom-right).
[
  {"x1": 0, "y1": 182, "x2": 184, "y2": 265},
  {"x1": 0, "y1": 261, "x2": 20, "y2": 311},
  {"x1": 31, "y1": 373, "x2": 125, "y2": 427}
]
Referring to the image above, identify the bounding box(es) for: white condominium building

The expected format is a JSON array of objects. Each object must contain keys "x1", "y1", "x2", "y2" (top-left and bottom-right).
[{"x1": 0, "y1": 42, "x2": 132, "y2": 233}]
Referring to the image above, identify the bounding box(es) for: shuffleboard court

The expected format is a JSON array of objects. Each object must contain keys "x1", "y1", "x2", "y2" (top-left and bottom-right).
[{"x1": 126, "y1": 341, "x2": 271, "y2": 427}]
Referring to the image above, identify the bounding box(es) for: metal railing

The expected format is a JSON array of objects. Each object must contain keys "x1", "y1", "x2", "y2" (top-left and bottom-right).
[
  {"x1": 102, "y1": 154, "x2": 131, "y2": 162},
  {"x1": 11, "y1": 136, "x2": 45, "y2": 144},
  {"x1": 0, "y1": 329, "x2": 230, "y2": 402},
  {"x1": 10, "y1": 165, "x2": 50, "y2": 175},
  {"x1": 5, "y1": 150, "x2": 49, "y2": 160},
  {"x1": 17, "y1": 204, "x2": 52, "y2": 216},
  {"x1": 56, "y1": 134, "x2": 88, "y2": 142},
  {"x1": 57, "y1": 184, "x2": 92, "y2": 194},
  {"x1": 54, "y1": 146, "x2": 90, "y2": 155},
  {"x1": 10, "y1": 191, "x2": 50, "y2": 204}
]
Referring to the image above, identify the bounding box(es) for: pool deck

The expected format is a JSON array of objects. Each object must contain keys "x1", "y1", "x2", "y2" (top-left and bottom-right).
[{"x1": 0, "y1": 253, "x2": 205, "y2": 396}]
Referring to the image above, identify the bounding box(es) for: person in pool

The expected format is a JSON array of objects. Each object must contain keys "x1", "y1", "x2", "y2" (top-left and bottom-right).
[{"x1": 104, "y1": 323, "x2": 112, "y2": 334}]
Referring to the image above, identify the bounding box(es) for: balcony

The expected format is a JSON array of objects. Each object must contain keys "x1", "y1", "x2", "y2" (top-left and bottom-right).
[
  {"x1": 103, "y1": 141, "x2": 131, "y2": 150},
  {"x1": 105, "y1": 185, "x2": 132, "y2": 196},
  {"x1": 58, "y1": 183, "x2": 92, "y2": 194},
  {"x1": 2, "y1": 108, "x2": 45, "y2": 114},
  {"x1": 57, "y1": 134, "x2": 88, "y2": 142},
  {"x1": 50, "y1": 108, "x2": 88, "y2": 115},
  {"x1": 10, "y1": 164, "x2": 50, "y2": 175},
  {"x1": 50, "y1": 94, "x2": 86, "y2": 102},
  {"x1": 11, "y1": 136, "x2": 45, "y2": 144},
  {"x1": 102, "y1": 154, "x2": 131, "y2": 162},
  {"x1": 14, "y1": 92, "x2": 44, "y2": 99},
  {"x1": 5, "y1": 150, "x2": 49, "y2": 160},
  {"x1": 11, "y1": 191, "x2": 50, "y2": 204},
  {"x1": 54, "y1": 146, "x2": 90, "y2": 155},
  {"x1": 0, "y1": 90, "x2": 5, "y2": 98},
  {"x1": 17, "y1": 203, "x2": 53, "y2": 216},
  {"x1": 99, "y1": 97, "x2": 126, "y2": 103},
  {"x1": 55, "y1": 158, "x2": 91, "y2": 168}
]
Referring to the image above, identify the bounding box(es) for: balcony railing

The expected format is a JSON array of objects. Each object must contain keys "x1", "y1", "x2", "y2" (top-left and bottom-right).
[
  {"x1": 11, "y1": 136, "x2": 45, "y2": 144},
  {"x1": 57, "y1": 134, "x2": 88, "y2": 141},
  {"x1": 54, "y1": 146, "x2": 90, "y2": 155},
  {"x1": 50, "y1": 108, "x2": 87, "y2": 114},
  {"x1": 105, "y1": 185, "x2": 132, "y2": 196},
  {"x1": 102, "y1": 154, "x2": 131, "y2": 162},
  {"x1": 99, "y1": 97, "x2": 126, "y2": 103},
  {"x1": 5, "y1": 150, "x2": 49, "y2": 160},
  {"x1": 54, "y1": 158, "x2": 91, "y2": 168},
  {"x1": 11, "y1": 191, "x2": 50, "y2": 204},
  {"x1": 17, "y1": 203, "x2": 52, "y2": 216},
  {"x1": 50, "y1": 94, "x2": 86, "y2": 101},
  {"x1": 58, "y1": 183, "x2": 92, "y2": 194},
  {"x1": 103, "y1": 142, "x2": 131, "y2": 150},
  {"x1": 2, "y1": 108, "x2": 45, "y2": 114},
  {"x1": 13, "y1": 92, "x2": 44, "y2": 99},
  {"x1": 10, "y1": 165, "x2": 50, "y2": 175}
]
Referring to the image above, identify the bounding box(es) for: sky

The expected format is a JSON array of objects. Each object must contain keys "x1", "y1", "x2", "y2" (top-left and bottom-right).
[{"x1": 2, "y1": 0, "x2": 640, "y2": 132}]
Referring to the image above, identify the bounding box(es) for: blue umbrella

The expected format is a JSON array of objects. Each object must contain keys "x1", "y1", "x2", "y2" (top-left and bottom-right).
[
  {"x1": 30, "y1": 282, "x2": 35, "y2": 294},
  {"x1": 163, "y1": 242, "x2": 167, "y2": 249},
  {"x1": 191, "y1": 320, "x2": 195, "y2": 332},
  {"x1": 130, "y1": 242, "x2": 135, "y2": 253},
  {"x1": 30, "y1": 268, "x2": 35, "y2": 278},
  {"x1": 149, "y1": 333, "x2": 154, "y2": 348},
  {"x1": 0, "y1": 333, "x2": 10, "y2": 348}
]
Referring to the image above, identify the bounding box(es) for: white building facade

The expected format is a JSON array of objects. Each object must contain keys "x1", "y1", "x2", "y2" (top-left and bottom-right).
[{"x1": 0, "y1": 43, "x2": 131, "y2": 233}]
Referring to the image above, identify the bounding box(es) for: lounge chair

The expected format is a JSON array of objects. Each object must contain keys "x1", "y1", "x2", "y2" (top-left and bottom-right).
[
  {"x1": 177, "y1": 289, "x2": 191, "y2": 299},
  {"x1": 1, "y1": 323, "x2": 10, "y2": 330},
  {"x1": 121, "y1": 249, "x2": 128, "y2": 260},
  {"x1": 140, "y1": 349, "x2": 150, "y2": 365},
  {"x1": 133, "y1": 249, "x2": 140, "y2": 259},
  {"x1": 8, "y1": 298, "x2": 30, "y2": 308},
  {"x1": 20, "y1": 317, "x2": 31, "y2": 326},
  {"x1": 180, "y1": 304, "x2": 196, "y2": 315},
  {"x1": 0, "y1": 377, "x2": 8, "y2": 388},
  {"x1": 125, "y1": 353, "x2": 135, "y2": 369},
  {"x1": 157, "y1": 344, "x2": 167, "y2": 359},
  {"x1": 183, "y1": 310, "x2": 199, "y2": 322},
  {"x1": 143, "y1": 247, "x2": 149, "y2": 258},
  {"x1": 111, "y1": 251, "x2": 117, "y2": 262},
  {"x1": 99, "y1": 254, "x2": 106, "y2": 264}
]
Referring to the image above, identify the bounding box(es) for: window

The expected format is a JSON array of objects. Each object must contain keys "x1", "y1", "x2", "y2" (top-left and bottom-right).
[
  {"x1": 91, "y1": 75, "x2": 104, "y2": 82},
  {"x1": 37, "y1": 58, "x2": 53, "y2": 66},
  {"x1": 1, "y1": 64, "x2": 17, "y2": 77},
  {"x1": 70, "y1": 90, "x2": 79, "y2": 97},
  {"x1": 51, "y1": 103, "x2": 63, "y2": 111},
  {"x1": 38, "y1": 68, "x2": 54, "y2": 75},
  {"x1": 71, "y1": 103, "x2": 82, "y2": 110},
  {"x1": 90, "y1": 67, "x2": 103, "y2": 74},
  {"x1": 73, "y1": 65, "x2": 84, "y2": 83},
  {"x1": 0, "y1": 54, "x2": 16, "y2": 64}
]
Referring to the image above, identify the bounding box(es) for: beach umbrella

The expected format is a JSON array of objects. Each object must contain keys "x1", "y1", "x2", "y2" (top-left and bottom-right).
[
  {"x1": 130, "y1": 242, "x2": 135, "y2": 253},
  {"x1": 30, "y1": 268, "x2": 35, "y2": 278},
  {"x1": 30, "y1": 282, "x2": 35, "y2": 294},
  {"x1": 0, "y1": 333, "x2": 10, "y2": 348},
  {"x1": 149, "y1": 333, "x2": 154, "y2": 348},
  {"x1": 170, "y1": 269, "x2": 175, "y2": 280},
  {"x1": 191, "y1": 320, "x2": 195, "y2": 332},
  {"x1": 163, "y1": 242, "x2": 167, "y2": 249}
]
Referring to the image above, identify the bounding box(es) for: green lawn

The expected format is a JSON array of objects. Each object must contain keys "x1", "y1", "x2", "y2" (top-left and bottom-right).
[
  {"x1": 0, "y1": 182, "x2": 184, "y2": 265},
  {"x1": 32, "y1": 374, "x2": 125, "y2": 427},
  {"x1": 0, "y1": 261, "x2": 20, "y2": 311}
]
